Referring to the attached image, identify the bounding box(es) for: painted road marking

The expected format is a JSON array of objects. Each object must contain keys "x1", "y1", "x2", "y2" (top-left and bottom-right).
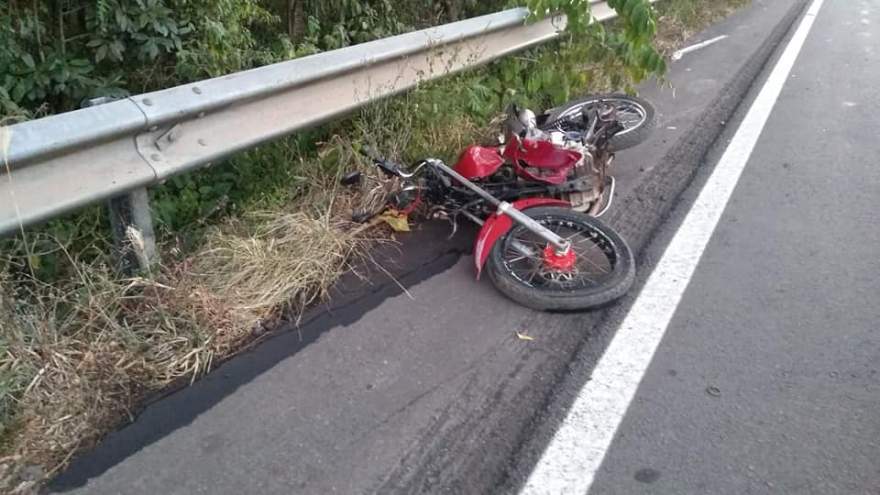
[
  {"x1": 672, "y1": 34, "x2": 729, "y2": 61},
  {"x1": 521, "y1": 0, "x2": 827, "y2": 493}
]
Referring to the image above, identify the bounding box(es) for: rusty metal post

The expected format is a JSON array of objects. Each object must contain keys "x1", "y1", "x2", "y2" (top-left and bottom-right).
[{"x1": 107, "y1": 187, "x2": 159, "y2": 274}]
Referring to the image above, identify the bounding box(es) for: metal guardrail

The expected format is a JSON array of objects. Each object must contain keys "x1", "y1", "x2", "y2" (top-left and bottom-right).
[{"x1": 0, "y1": 1, "x2": 624, "y2": 264}]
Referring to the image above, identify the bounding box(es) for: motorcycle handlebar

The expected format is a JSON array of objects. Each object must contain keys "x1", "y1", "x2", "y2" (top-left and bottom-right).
[
  {"x1": 360, "y1": 146, "x2": 440, "y2": 180},
  {"x1": 360, "y1": 145, "x2": 404, "y2": 178}
]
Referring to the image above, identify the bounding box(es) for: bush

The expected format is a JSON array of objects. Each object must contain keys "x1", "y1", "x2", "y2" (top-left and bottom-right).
[{"x1": 0, "y1": 0, "x2": 281, "y2": 118}]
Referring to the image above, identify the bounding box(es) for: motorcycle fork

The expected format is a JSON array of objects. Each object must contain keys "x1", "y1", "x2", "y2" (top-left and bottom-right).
[{"x1": 428, "y1": 159, "x2": 571, "y2": 255}]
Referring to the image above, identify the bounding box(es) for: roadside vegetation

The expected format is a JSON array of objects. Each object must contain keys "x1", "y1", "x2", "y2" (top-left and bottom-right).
[{"x1": 0, "y1": 0, "x2": 746, "y2": 492}]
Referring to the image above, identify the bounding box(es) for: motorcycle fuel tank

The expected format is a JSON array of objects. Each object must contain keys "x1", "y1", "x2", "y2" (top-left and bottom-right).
[{"x1": 453, "y1": 145, "x2": 505, "y2": 179}]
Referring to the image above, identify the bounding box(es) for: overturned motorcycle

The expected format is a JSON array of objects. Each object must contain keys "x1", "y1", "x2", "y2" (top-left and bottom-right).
[{"x1": 345, "y1": 94, "x2": 655, "y2": 311}]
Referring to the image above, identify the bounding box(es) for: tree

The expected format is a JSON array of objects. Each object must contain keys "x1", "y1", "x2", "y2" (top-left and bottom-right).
[
  {"x1": 288, "y1": 0, "x2": 306, "y2": 42},
  {"x1": 525, "y1": 0, "x2": 666, "y2": 84}
]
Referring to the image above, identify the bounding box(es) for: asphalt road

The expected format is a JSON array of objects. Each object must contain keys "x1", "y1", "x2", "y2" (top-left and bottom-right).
[
  {"x1": 49, "y1": 0, "x2": 880, "y2": 493},
  {"x1": 512, "y1": 0, "x2": 880, "y2": 493}
]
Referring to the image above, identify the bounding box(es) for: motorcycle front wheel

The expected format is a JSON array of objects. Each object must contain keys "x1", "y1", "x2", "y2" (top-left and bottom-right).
[{"x1": 485, "y1": 207, "x2": 635, "y2": 311}]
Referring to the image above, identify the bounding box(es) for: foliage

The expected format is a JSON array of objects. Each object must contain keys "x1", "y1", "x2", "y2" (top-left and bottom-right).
[
  {"x1": 287, "y1": 0, "x2": 409, "y2": 52},
  {"x1": 173, "y1": 0, "x2": 280, "y2": 80},
  {"x1": 0, "y1": 0, "x2": 511, "y2": 118},
  {"x1": 524, "y1": 0, "x2": 666, "y2": 85},
  {"x1": 0, "y1": 0, "x2": 277, "y2": 117},
  {"x1": 0, "y1": 0, "x2": 663, "y2": 119}
]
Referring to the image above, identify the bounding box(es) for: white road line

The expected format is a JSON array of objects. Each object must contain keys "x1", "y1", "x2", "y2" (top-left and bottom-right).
[
  {"x1": 672, "y1": 35, "x2": 729, "y2": 61},
  {"x1": 521, "y1": 0, "x2": 826, "y2": 493}
]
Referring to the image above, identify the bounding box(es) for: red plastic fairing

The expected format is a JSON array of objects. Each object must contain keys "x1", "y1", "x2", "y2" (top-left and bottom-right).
[
  {"x1": 473, "y1": 197, "x2": 570, "y2": 278},
  {"x1": 453, "y1": 145, "x2": 505, "y2": 179},
  {"x1": 502, "y1": 137, "x2": 582, "y2": 185}
]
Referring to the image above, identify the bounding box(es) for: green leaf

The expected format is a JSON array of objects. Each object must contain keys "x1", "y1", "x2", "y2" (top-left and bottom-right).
[
  {"x1": 21, "y1": 53, "x2": 35, "y2": 70},
  {"x1": 95, "y1": 45, "x2": 108, "y2": 63}
]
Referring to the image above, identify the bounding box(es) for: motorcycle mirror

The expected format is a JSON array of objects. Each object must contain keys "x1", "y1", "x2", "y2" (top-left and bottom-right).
[{"x1": 340, "y1": 171, "x2": 362, "y2": 186}]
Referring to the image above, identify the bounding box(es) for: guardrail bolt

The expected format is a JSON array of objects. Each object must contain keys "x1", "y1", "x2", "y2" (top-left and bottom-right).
[
  {"x1": 143, "y1": 98, "x2": 153, "y2": 106},
  {"x1": 192, "y1": 87, "x2": 202, "y2": 94},
  {"x1": 107, "y1": 187, "x2": 160, "y2": 275}
]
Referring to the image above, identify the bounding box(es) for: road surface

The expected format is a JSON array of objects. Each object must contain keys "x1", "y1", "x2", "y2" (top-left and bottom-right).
[
  {"x1": 52, "y1": 0, "x2": 879, "y2": 493},
  {"x1": 516, "y1": 0, "x2": 880, "y2": 492}
]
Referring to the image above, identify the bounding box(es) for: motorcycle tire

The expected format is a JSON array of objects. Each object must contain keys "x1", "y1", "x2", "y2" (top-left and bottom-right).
[
  {"x1": 543, "y1": 94, "x2": 656, "y2": 152},
  {"x1": 485, "y1": 207, "x2": 635, "y2": 311}
]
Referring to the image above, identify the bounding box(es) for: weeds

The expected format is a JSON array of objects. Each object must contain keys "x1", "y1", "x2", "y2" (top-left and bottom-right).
[
  {"x1": 0, "y1": 208, "x2": 370, "y2": 492},
  {"x1": 195, "y1": 212, "x2": 363, "y2": 320}
]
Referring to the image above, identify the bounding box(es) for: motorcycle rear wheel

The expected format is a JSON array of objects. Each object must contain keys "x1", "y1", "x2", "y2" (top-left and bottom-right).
[
  {"x1": 543, "y1": 94, "x2": 655, "y2": 152},
  {"x1": 485, "y1": 207, "x2": 635, "y2": 311}
]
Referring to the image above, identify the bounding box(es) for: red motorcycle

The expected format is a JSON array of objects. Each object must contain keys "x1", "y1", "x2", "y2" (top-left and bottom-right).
[{"x1": 348, "y1": 95, "x2": 654, "y2": 310}]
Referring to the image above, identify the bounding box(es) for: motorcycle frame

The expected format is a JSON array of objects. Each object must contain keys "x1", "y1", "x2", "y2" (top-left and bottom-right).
[
  {"x1": 423, "y1": 159, "x2": 572, "y2": 254},
  {"x1": 364, "y1": 152, "x2": 574, "y2": 263}
]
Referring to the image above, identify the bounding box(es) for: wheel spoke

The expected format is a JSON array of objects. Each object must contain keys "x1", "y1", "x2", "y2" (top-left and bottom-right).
[
  {"x1": 555, "y1": 98, "x2": 647, "y2": 134},
  {"x1": 526, "y1": 264, "x2": 543, "y2": 284},
  {"x1": 499, "y1": 215, "x2": 618, "y2": 290},
  {"x1": 574, "y1": 255, "x2": 610, "y2": 276}
]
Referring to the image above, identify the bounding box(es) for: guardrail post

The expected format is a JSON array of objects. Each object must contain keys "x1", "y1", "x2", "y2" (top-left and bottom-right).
[{"x1": 107, "y1": 187, "x2": 160, "y2": 274}]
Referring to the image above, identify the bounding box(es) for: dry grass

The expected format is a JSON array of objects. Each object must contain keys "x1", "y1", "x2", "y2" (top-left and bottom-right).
[
  {"x1": 1, "y1": 260, "x2": 217, "y2": 493},
  {"x1": 655, "y1": 0, "x2": 751, "y2": 54},
  {"x1": 194, "y1": 211, "x2": 366, "y2": 321},
  {"x1": 0, "y1": 179, "x2": 376, "y2": 493}
]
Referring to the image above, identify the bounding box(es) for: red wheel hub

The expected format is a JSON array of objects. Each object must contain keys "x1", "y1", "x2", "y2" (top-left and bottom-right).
[{"x1": 543, "y1": 245, "x2": 577, "y2": 272}]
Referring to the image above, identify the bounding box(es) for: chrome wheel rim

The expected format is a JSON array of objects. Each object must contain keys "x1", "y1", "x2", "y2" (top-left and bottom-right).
[{"x1": 557, "y1": 97, "x2": 648, "y2": 136}]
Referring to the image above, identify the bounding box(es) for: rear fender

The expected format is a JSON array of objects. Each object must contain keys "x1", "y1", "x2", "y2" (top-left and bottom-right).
[{"x1": 474, "y1": 198, "x2": 570, "y2": 278}]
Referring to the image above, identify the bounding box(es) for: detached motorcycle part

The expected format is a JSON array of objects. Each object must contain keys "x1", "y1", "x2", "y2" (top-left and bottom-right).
[
  {"x1": 543, "y1": 94, "x2": 656, "y2": 152},
  {"x1": 485, "y1": 207, "x2": 635, "y2": 311}
]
